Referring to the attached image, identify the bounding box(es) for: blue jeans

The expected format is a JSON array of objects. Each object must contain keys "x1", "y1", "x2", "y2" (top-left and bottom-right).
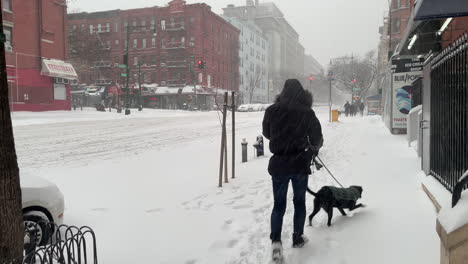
[{"x1": 270, "y1": 174, "x2": 309, "y2": 242}]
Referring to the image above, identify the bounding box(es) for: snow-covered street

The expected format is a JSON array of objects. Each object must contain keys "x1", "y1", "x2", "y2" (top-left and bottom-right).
[{"x1": 12, "y1": 108, "x2": 439, "y2": 264}]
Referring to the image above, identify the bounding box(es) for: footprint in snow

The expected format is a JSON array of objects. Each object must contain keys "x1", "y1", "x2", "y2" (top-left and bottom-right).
[
  {"x1": 91, "y1": 208, "x2": 108, "y2": 212},
  {"x1": 146, "y1": 208, "x2": 163, "y2": 213}
]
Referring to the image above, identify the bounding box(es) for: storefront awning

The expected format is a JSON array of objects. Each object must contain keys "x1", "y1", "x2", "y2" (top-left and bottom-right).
[
  {"x1": 414, "y1": 0, "x2": 468, "y2": 21},
  {"x1": 41, "y1": 59, "x2": 78, "y2": 80}
]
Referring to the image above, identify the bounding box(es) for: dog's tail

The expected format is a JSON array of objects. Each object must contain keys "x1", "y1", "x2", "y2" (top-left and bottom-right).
[{"x1": 307, "y1": 187, "x2": 317, "y2": 196}]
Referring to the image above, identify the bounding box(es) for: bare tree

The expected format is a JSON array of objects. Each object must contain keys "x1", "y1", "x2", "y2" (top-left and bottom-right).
[
  {"x1": 247, "y1": 66, "x2": 265, "y2": 104},
  {"x1": 0, "y1": 5, "x2": 24, "y2": 263},
  {"x1": 329, "y1": 51, "x2": 378, "y2": 100},
  {"x1": 68, "y1": 27, "x2": 112, "y2": 84}
]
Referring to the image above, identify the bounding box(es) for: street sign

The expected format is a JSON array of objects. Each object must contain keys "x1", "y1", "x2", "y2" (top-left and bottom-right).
[
  {"x1": 118, "y1": 65, "x2": 127, "y2": 69},
  {"x1": 353, "y1": 87, "x2": 361, "y2": 91},
  {"x1": 121, "y1": 73, "x2": 127, "y2": 77}
]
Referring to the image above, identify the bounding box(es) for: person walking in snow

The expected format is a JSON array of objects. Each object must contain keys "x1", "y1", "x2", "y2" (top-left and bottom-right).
[
  {"x1": 262, "y1": 79, "x2": 323, "y2": 260},
  {"x1": 359, "y1": 102, "x2": 365, "y2": 116},
  {"x1": 344, "y1": 101, "x2": 351, "y2": 116}
]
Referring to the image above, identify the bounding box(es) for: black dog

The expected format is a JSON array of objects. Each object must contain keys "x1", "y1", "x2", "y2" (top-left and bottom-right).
[{"x1": 307, "y1": 186, "x2": 364, "y2": 227}]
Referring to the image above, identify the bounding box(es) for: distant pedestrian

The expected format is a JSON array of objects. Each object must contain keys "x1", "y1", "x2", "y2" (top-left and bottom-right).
[
  {"x1": 359, "y1": 102, "x2": 365, "y2": 116},
  {"x1": 263, "y1": 79, "x2": 323, "y2": 261},
  {"x1": 344, "y1": 101, "x2": 351, "y2": 116}
]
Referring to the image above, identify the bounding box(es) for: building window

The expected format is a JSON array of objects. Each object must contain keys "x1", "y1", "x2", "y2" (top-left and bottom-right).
[
  {"x1": 151, "y1": 38, "x2": 156, "y2": 48},
  {"x1": 106, "y1": 40, "x2": 111, "y2": 49},
  {"x1": 3, "y1": 26, "x2": 12, "y2": 48},
  {"x1": 151, "y1": 72, "x2": 156, "y2": 83},
  {"x1": 134, "y1": 56, "x2": 138, "y2": 66},
  {"x1": 106, "y1": 23, "x2": 110, "y2": 32},
  {"x1": 114, "y1": 22, "x2": 119, "y2": 32},
  {"x1": 115, "y1": 39, "x2": 120, "y2": 48},
  {"x1": 392, "y1": 18, "x2": 401, "y2": 33},
  {"x1": 395, "y1": 0, "x2": 401, "y2": 9},
  {"x1": 151, "y1": 55, "x2": 156, "y2": 65},
  {"x1": 190, "y1": 17, "x2": 195, "y2": 24},
  {"x1": 97, "y1": 24, "x2": 102, "y2": 32},
  {"x1": 181, "y1": 37, "x2": 185, "y2": 46},
  {"x1": 114, "y1": 56, "x2": 119, "y2": 64},
  {"x1": 124, "y1": 39, "x2": 128, "y2": 49},
  {"x1": 142, "y1": 38, "x2": 147, "y2": 49},
  {"x1": 141, "y1": 19, "x2": 146, "y2": 30},
  {"x1": 81, "y1": 24, "x2": 85, "y2": 32},
  {"x1": 150, "y1": 18, "x2": 155, "y2": 30},
  {"x1": 161, "y1": 20, "x2": 166, "y2": 30},
  {"x1": 3, "y1": 0, "x2": 12, "y2": 11},
  {"x1": 124, "y1": 22, "x2": 128, "y2": 31},
  {"x1": 161, "y1": 39, "x2": 166, "y2": 48},
  {"x1": 132, "y1": 19, "x2": 137, "y2": 27},
  {"x1": 89, "y1": 25, "x2": 94, "y2": 34},
  {"x1": 142, "y1": 55, "x2": 146, "y2": 65},
  {"x1": 133, "y1": 39, "x2": 138, "y2": 48}
]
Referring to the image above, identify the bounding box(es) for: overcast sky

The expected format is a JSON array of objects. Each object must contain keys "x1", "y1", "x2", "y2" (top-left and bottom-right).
[{"x1": 69, "y1": 0, "x2": 388, "y2": 68}]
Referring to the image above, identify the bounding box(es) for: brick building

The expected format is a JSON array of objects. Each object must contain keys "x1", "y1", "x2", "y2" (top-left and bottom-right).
[
  {"x1": 388, "y1": 0, "x2": 412, "y2": 53},
  {"x1": 2, "y1": 0, "x2": 76, "y2": 111},
  {"x1": 68, "y1": 0, "x2": 240, "y2": 109}
]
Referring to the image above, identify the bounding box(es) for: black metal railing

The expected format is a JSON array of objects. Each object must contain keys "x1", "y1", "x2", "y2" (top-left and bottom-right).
[
  {"x1": 430, "y1": 32, "x2": 468, "y2": 193},
  {"x1": 2, "y1": 222, "x2": 98, "y2": 264}
]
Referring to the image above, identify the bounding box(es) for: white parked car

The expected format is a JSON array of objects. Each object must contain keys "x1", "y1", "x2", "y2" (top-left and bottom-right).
[
  {"x1": 85, "y1": 86, "x2": 100, "y2": 96},
  {"x1": 237, "y1": 104, "x2": 253, "y2": 112},
  {"x1": 22, "y1": 174, "x2": 65, "y2": 246}
]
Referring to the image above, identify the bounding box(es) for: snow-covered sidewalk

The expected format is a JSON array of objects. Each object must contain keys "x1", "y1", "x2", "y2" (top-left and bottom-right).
[{"x1": 13, "y1": 109, "x2": 439, "y2": 263}]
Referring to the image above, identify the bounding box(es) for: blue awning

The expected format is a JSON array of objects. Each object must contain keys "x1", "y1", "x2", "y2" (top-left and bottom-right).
[{"x1": 414, "y1": 0, "x2": 468, "y2": 21}]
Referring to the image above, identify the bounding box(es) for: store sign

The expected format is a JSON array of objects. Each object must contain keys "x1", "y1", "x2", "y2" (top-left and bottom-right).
[
  {"x1": 41, "y1": 59, "x2": 78, "y2": 80},
  {"x1": 391, "y1": 57, "x2": 424, "y2": 129}
]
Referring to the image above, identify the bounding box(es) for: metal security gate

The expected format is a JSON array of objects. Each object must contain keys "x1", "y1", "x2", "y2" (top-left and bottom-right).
[{"x1": 430, "y1": 33, "x2": 468, "y2": 193}]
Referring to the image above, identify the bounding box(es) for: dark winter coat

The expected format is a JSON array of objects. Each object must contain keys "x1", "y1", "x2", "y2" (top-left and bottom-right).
[{"x1": 262, "y1": 79, "x2": 323, "y2": 177}]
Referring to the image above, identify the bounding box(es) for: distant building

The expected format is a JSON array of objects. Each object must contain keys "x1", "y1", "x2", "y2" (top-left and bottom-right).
[
  {"x1": 223, "y1": 0, "x2": 305, "y2": 97},
  {"x1": 3, "y1": 0, "x2": 76, "y2": 111},
  {"x1": 303, "y1": 55, "x2": 323, "y2": 77},
  {"x1": 223, "y1": 16, "x2": 270, "y2": 104},
  {"x1": 68, "y1": 0, "x2": 240, "y2": 109}
]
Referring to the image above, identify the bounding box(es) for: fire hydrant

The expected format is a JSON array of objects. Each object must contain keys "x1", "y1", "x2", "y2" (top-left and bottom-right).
[
  {"x1": 241, "y1": 138, "x2": 248, "y2": 163},
  {"x1": 253, "y1": 135, "x2": 264, "y2": 157}
]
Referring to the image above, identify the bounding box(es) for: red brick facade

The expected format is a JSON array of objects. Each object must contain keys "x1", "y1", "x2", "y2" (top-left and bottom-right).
[
  {"x1": 3, "y1": 0, "x2": 71, "y2": 111},
  {"x1": 68, "y1": 0, "x2": 240, "y2": 92},
  {"x1": 389, "y1": 0, "x2": 412, "y2": 51}
]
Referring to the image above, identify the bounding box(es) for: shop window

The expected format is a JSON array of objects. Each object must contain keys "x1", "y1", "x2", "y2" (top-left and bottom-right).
[{"x1": 54, "y1": 84, "x2": 66, "y2": 100}]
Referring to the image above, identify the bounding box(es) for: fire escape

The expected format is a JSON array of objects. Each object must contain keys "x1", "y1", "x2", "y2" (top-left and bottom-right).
[
  {"x1": 161, "y1": 17, "x2": 188, "y2": 88},
  {"x1": 93, "y1": 24, "x2": 113, "y2": 86}
]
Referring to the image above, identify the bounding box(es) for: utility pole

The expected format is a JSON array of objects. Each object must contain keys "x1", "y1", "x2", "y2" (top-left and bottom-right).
[
  {"x1": 138, "y1": 62, "x2": 142, "y2": 111},
  {"x1": 328, "y1": 63, "x2": 333, "y2": 123},
  {"x1": 125, "y1": 23, "x2": 131, "y2": 115}
]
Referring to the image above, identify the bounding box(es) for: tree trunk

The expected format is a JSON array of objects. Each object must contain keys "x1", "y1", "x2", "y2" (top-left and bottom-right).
[{"x1": 0, "y1": 5, "x2": 24, "y2": 263}]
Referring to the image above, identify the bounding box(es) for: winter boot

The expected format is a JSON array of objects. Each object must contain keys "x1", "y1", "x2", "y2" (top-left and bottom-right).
[
  {"x1": 271, "y1": 241, "x2": 283, "y2": 262},
  {"x1": 292, "y1": 233, "x2": 309, "y2": 248}
]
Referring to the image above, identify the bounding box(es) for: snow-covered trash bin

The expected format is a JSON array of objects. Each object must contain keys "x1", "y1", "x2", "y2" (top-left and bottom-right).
[{"x1": 407, "y1": 105, "x2": 422, "y2": 149}]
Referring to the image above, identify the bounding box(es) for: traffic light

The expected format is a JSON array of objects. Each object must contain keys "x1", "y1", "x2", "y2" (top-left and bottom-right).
[
  {"x1": 308, "y1": 76, "x2": 314, "y2": 81},
  {"x1": 197, "y1": 60, "x2": 206, "y2": 69},
  {"x1": 352, "y1": 79, "x2": 357, "y2": 84}
]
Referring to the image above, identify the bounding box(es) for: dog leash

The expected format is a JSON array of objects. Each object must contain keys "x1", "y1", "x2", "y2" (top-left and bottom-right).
[{"x1": 315, "y1": 156, "x2": 345, "y2": 188}]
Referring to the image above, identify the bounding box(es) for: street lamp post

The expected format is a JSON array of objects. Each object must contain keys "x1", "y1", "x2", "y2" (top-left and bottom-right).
[
  {"x1": 124, "y1": 23, "x2": 131, "y2": 115},
  {"x1": 123, "y1": 23, "x2": 156, "y2": 115}
]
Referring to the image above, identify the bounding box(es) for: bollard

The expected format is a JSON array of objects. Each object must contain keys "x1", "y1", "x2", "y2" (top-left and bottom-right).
[
  {"x1": 241, "y1": 138, "x2": 248, "y2": 163},
  {"x1": 253, "y1": 135, "x2": 264, "y2": 157}
]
